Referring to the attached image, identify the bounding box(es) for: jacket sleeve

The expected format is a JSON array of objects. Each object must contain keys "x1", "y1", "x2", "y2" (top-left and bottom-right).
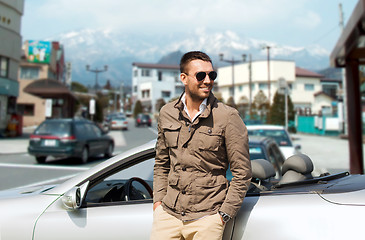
[
  {"x1": 220, "y1": 109, "x2": 252, "y2": 217},
  {"x1": 153, "y1": 112, "x2": 171, "y2": 203}
]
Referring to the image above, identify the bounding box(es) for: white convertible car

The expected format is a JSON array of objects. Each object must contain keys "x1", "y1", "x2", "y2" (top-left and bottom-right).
[{"x1": 0, "y1": 140, "x2": 364, "y2": 239}]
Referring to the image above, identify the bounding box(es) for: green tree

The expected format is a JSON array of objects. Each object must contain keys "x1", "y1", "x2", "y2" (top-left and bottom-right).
[
  {"x1": 269, "y1": 90, "x2": 295, "y2": 129},
  {"x1": 71, "y1": 81, "x2": 88, "y2": 93},
  {"x1": 133, "y1": 100, "x2": 143, "y2": 118}
]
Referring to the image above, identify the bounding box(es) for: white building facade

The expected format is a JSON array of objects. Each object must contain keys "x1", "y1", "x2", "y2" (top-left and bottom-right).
[
  {"x1": 132, "y1": 63, "x2": 183, "y2": 113},
  {"x1": 217, "y1": 60, "x2": 331, "y2": 115}
]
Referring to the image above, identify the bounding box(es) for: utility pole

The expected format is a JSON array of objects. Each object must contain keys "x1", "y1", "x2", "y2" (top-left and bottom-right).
[
  {"x1": 219, "y1": 53, "x2": 246, "y2": 103},
  {"x1": 262, "y1": 45, "x2": 272, "y2": 104},
  {"x1": 339, "y1": 3, "x2": 348, "y2": 135},
  {"x1": 86, "y1": 65, "x2": 108, "y2": 92}
]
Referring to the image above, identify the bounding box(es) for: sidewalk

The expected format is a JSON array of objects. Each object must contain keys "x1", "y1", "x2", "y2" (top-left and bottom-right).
[{"x1": 0, "y1": 127, "x2": 35, "y2": 154}]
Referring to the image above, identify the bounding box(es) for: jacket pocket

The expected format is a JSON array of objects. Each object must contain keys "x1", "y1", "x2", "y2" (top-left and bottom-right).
[
  {"x1": 198, "y1": 127, "x2": 223, "y2": 151},
  {"x1": 163, "y1": 175, "x2": 180, "y2": 209},
  {"x1": 162, "y1": 123, "x2": 181, "y2": 148},
  {"x1": 192, "y1": 175, "x2": 228, "y2": 212}
]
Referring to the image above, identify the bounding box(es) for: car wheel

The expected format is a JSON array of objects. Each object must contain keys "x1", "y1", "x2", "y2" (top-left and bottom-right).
[
  {"x1": 104, "y1": 143, "x2": 114, "y2": 158},
  {"x1": 36, "y1": 156, "x2": 46, "y2": 164},
  {"x1": 80, "y1": 147, "x2": 89, "y2": 164}
]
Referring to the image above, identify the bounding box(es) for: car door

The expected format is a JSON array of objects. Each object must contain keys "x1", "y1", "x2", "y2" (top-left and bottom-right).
[{"x1": 33, "y1": 156, "x2": 155, "y2": 240}]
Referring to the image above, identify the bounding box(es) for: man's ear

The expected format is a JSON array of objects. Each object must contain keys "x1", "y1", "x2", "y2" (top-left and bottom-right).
[{"x1": 180, "y1": 73, "x2": 188, "y2": 86}]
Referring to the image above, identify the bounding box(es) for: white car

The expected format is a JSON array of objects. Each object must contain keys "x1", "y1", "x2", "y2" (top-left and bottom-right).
[
  {"x1": 1, "y1": 141, "x2": 365, "y2": 239},
  {"x1": 110, "y1": 116, "x2": 128, "y2": 130},
  {"x1": 246, "y1": 124, "x2": 301, "y2": 159}
]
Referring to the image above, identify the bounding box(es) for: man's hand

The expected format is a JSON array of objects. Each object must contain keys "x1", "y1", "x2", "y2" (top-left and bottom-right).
[{"x1": 153, "y1": 201, "x2": 162, "y2": 211}]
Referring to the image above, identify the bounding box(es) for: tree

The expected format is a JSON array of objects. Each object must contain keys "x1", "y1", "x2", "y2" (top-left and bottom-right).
[
  {"x1": 71, "y1": 81, "x2": 88, "y2": 93},
  {"x1": 252, "y1": 90, "x2": 270, "y2": 122},
  {"x1": 226, "y1": 96, "x2": 237, "y2": 109},
  {"x1": 155, "y1": 98, "x2": 166, "y2": 112},
  {"x1": 133, "y1": 100, "x2": 143, "y2": 118},
  {"x1": 270, "y1": 90, "x2": 295, "y2": 130}
]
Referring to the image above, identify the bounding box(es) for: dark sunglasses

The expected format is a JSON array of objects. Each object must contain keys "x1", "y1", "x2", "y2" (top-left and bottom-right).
[{"x1": 186, "y1": 71, "x2": 217, "y2": 81}]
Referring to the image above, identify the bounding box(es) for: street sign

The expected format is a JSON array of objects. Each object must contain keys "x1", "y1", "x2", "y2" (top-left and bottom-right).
[{"x1": 89, "y1": 99, "x2": 95, "y2": 115}]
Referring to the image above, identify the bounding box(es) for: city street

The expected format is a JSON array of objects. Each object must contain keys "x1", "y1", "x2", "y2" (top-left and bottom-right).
[
  {"x1": 0, "y1": 118, "x2": 158, "y2": 190},
  {"x1": 0, "y1": 119, "x2": 363, "y2": 191}
]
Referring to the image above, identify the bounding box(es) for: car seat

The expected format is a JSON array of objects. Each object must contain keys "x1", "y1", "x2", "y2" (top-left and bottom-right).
[{"x1": 278, "y1": 153, "x2": 314, "y2": 185}]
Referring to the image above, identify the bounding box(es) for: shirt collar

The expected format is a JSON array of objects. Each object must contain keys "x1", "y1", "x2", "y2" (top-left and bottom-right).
[{"x1": 181, "y1": 93, "x2": 207, "y2": 122}]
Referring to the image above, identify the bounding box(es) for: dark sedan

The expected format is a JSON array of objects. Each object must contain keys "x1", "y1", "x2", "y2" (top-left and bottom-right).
[{"x1": 28, "y1": 118, "x2": 114, "y2": 164}]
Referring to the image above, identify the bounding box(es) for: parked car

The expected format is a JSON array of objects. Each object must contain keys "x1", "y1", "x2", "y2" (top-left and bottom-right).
[
  {"x1": 109, "y1": 116, "x2": 128, "y2": 130},
  {"x1": 103, "y1": 112, "x2": 126, "y2": 130},
  {"x1": 2, "y1": 140, "x2": 365, "y2": 239},
  {"x1": 246, "y1": 124, "x2": 301, "y2": 159},
  {"x1": 28, "y1": 118, "x2": 114, "y2": 164},
  {"x1": 226, "y1": 136, "x2": 285, "y2": 180},
  {"x1": 249, "y1": 136, "x2": 285, "y2": 177},
  {"x1": 135, "y1": 113, "x2": 152, "y2": 127}
]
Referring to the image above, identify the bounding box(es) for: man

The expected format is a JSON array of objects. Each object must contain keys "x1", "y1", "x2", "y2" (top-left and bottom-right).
[{"x1": 151, "y1": 51, "x2": 252, "y2": 240}]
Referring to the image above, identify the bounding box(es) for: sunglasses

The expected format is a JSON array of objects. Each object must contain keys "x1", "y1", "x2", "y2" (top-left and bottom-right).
[{"x1": 186, "y1": 71, "x2": 217, "y2": 81}]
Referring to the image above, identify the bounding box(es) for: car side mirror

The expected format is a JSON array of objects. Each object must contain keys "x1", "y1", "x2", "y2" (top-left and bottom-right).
[
  {"x1": 295, "y1": 144, "x2": 301, "y2": 150},
  {"x1": 62, "y1": 181, "x2": 89, "y2": 210}
]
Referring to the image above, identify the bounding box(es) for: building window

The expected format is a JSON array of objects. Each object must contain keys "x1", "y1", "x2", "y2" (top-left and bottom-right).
[
  {"x1": 17, "y1": 104, "x2": 35, "y2": 116},
  {"x1": 259, "y1": 83, "x2": 268, "y2": 90},
  {"x1": 141, "y1": 69, "x2": 151, "y2": 77},
  {"x1": 323, "y1": 84, "x2": 337, "y2": 98},
  {"x1": 0, "y1": 56, "x2": 9, "y2": 78},
  {"x1": 304, "y1": 84, "x2": 314, "y2": 91},
  {"x1": 161, "y1": 91, "x2": 171, "y2": 98},
  {"x1": 134, "y1": 70, "x2": 138, "y2": 77},
  {"x1": 20, "y1": 66, "x2": 40, "y2": 79},
  {"x1": 134, "y1": 86, "x2": 137, "y2": 92},
  {"x1": 158, "y1": 71, "x2": 162, "y2": 81},
  {"x1": 142, "y1": 89, "x2": 150, "y2": 98},
  {"x1": 239, "y1": 85, "x2": 243, "y2": 92}
]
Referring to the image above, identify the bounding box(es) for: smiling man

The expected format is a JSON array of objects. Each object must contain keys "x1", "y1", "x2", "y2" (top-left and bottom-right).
[{"x1": 151, "y1": 51, "x2": 252, "y2": 240}]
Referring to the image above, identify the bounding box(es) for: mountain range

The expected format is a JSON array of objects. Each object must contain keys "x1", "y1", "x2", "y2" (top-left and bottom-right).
[{"x1": 49, "y1": 28, "x2": 335, "y2": 88}]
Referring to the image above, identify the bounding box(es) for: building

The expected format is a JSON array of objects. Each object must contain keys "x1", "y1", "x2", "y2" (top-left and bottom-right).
[
  {"x1": 217, "y1": 60, "x2": 334, "y2": 115},
  {"x1": 132, "y1": 63, "x2": 183, "y2": 113},
  {"x1": 0, "y1": 0, "x2": 24, "y2": 135},
  {"x1": 17, "y1": 40, "x2": 76, "y2": 127}
]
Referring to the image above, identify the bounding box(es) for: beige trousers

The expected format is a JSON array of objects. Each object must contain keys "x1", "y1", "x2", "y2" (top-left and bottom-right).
[{"x1": 150, "y1": 205, "x2": 225, "y2": 240}]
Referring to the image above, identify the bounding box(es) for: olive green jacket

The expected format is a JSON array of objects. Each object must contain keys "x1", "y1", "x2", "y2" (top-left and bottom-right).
[{"x1": 153, "y1": 93, "x2": 252, "y2": 221}]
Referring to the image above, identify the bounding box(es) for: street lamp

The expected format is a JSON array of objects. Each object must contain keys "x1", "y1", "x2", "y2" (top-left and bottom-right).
[
  {"x1": 86, "y1": 64, "x2": 108, "y2": 92},
  {"x1": 219, "y1": 53, "x2": 246, "y2": 102}
]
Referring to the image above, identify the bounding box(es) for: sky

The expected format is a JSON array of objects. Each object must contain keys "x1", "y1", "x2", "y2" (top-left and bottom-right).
[{"x1": 21, "y1": 0, "x2": 359, "y2": 53}]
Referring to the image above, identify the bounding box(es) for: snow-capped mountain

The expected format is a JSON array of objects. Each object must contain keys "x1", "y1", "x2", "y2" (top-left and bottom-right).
[{"x1": 47, "y1": 28, "x2": 331, "y2": 87}]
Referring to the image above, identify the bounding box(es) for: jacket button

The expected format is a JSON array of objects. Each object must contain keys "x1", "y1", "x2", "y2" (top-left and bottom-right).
[
  {"x1": 208, "y1": 129, "x2": 212, "y2": 134},
  {"x1": 182, "y1": 190, "x2": 186, "y2": 194},
  {"x1": 181, "y1": 211, "x2": 185, "y2": 216}
]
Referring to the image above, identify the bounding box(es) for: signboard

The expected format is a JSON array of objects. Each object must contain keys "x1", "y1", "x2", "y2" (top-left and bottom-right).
[
  {"x1": 27, "y1": 41, "x2": 51, "y2": 63},
  {"x1": 45, "y1": 99, "x2": 52, "y2": 117},
  {"x1": 89, "y1": 99, "x2": 95, "y2": 115}
]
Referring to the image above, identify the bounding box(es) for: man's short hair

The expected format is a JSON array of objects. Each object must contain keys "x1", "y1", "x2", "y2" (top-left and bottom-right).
[{"x1": 180, "y1": 51, "x2": 212, "y2": 73}]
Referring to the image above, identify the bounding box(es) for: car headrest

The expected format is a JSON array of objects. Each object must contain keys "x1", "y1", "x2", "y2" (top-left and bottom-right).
[
  {"x1": 251, "y1": 159, "x2": 276, "y2": 180},
  {"x1": 282, "y1": 154, "x2": 313, "y2": 175}
]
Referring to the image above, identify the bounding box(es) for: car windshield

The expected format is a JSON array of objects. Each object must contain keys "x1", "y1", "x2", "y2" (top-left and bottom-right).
[
  {"x1": 248, "y1": 129, "x2": 292, "y2": 147},
  {"x1": 34, "y1": 122, "x2": 72, "y2": 137}
]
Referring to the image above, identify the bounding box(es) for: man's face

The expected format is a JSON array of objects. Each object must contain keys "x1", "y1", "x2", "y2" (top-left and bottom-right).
[{"x1": 181, "y1": 59, "x2": 214, "y2": 102}]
